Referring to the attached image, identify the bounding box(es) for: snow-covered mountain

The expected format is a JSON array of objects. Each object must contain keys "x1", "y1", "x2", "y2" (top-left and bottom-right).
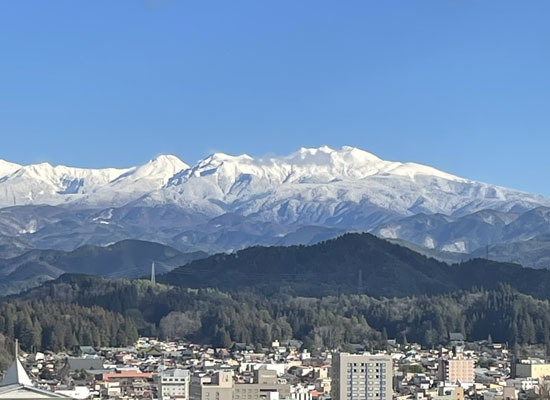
[
  {"x1": 0, "y1": 159, "x2": 22, "y2": 178},
  {"x1": 0, "y1": 146, "x2": 547, "y2": 222},
  {"x1": 0, "y1": 155, "x2": 188, "y2": 208},
  {"x1": 143, "y1": 145, "x2": 548, "y2": 225},
  {"x1": 1, "y1": 145, "x2": 550, "y2": 268}
]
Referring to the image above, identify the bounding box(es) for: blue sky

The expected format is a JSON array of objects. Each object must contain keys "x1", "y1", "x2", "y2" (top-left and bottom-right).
[{"x1": 0, "y1": 1, "x2": 549, "y2": 194}]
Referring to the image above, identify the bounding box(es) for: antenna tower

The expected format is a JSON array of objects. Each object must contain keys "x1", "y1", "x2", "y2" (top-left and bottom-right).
[{"x1": 151, "y1": 262, "x2": 156, "y2": 284}]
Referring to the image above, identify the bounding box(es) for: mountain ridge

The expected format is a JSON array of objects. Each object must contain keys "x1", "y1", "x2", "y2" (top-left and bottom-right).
[
  {"x1": 0, "y1": 239, "x2": 208, "y2": 295},
  {"x1": 1, "y1": 146, "x2": 547, "y2": 219},
  {"x1": 159, "y1": 232, "x2": 550, "y2": 300},
  {"x1": 1, "y1": 146, "x2": 550, "y2": 262}
]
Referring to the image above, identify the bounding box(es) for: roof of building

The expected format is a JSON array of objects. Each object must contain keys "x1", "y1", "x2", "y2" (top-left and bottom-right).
[
  {"x1": 79, "y1": 346, "x2": 97, "y2": 355},
  {"x1": 0, "y1": 357, "x2": 72, "y2": 399},
  {"x1": 1, "y1": 357, "x2": 32, "y2": 387},
  {"x1": 161, "y1": 369, "x2": 190, "y2": 378},
  {"x1": 102, "y1": 371, "x2": 153, "y2": 381},
  {"x1": 0, "y1": 383, "x2": 72, "y2": 399},
  {"x1": 449, "y1": 333, "x2": 465, "y2": 342},
  {"x1": 66, "y1": 358, "x2": 104, "y2": 371}
]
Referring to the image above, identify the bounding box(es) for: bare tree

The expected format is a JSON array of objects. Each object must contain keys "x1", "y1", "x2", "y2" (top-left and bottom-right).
[
  {"x1": 538, "y1": 378, "x2": 550, "y2": 400},
  {"x1": 159, "y1": 311, "x2": 202, "y2": 340}
]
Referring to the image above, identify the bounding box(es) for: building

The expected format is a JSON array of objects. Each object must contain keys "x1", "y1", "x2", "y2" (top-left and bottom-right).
[
  {"x1": 100, "y1": 370, "x2": 154, "y2": 398},
  {"x1": 514, "y1": 359, "x2": 550, "y2": 379},
  {"x1": 159, "y1": 369, "x2": 190, "y2": 400},
  {"x1": 0, "y1": 352, "x2": 73, "y2": 399},
  {"x1": 331, "y1": 353, "x2": 393, "y2": 400},
  {"x1": 438, "y1": 358, "x2": 475, "y2": 384},
  {"x1": 64, "y1": 357, "x2": 104, "y2": 372},
  {"x1": 190, "y1": 369, "x2": 291, "y2": 400},
  {"x1": 190, "y1": 370, "x2": 233, "y2": 400},
  {"x1": 433, "y1": 385, "x2": 465, "y2": 400},
  {"x1": 234, "y1": 369, "x2": 291, "y2": 400}
]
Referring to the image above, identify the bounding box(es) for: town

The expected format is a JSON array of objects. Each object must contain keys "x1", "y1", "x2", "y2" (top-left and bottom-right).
[{"x1": 0, "y1": 334, "x2": 548, "y2": 400}]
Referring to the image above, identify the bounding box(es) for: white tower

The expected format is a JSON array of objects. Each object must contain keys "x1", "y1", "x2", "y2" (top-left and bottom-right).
[{"x1": 151, "y1": 262, "x2": 156, "y2": 284}]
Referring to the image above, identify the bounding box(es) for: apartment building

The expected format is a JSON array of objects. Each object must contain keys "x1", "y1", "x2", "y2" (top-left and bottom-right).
[
  {"x1": 159, "y1": 368, "x2": 190, "y2": 400},
  {"x1": 438, "y1": 359, "x2": 474, "y2": 384},
  {"x1": 331, "y1": 353, "x2": 393, "y2": 400}
]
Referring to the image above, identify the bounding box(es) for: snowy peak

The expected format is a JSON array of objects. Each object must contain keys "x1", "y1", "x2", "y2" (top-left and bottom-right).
[
  {"x1": 0, "y1": 159, "x2": 22, "y2": 178},
  {"x1": 113, "y1": 155, "x2": 189, "y2": 186},
  {"x1": 0, "y1": 146, "x2": 547, "y2": 223},
  {"x1": 156, "y1": 145, "x2": 548, "y2": 222},
  {"x1": 286, "y1": 145, "x2": 382, "y2": 165},
  {"x1": 195, "y1": 152, "x2": 254, "y2": 170},
  {"x1": 11, "y1": 162, "x2": 129, "y2": 182},
  {"x1": 0, "y1": 155, "x2": 189, "y2": 207},
  {"x1": 171, "y1": 145, "x2": 464, "y2": 187},
  {"x1": 145, "y1": 155, "x2": 190, "y2": 182},
  {"x1": 149, "y1": 154, "x2": 189, "y2": 171}
]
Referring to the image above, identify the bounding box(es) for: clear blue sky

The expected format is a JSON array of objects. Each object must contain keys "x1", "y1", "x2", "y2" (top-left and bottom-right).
[{"x1": 0, "y1": 1, "x2": 549, "y2": 194}]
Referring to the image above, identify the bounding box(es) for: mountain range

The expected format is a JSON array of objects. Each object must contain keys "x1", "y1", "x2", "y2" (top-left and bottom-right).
[
  {"x1": 1, "y1": 145, "x2": 550, "y2": 269},
  {"x1": 1, "y1": 146, "x2": 546, "y2": 215},
  {"x1": 159, "y1": 232, "x2": 550, "y2": 299},
  {"x1": 0, "y1": 239, "x2": 207, "y2": 296}
]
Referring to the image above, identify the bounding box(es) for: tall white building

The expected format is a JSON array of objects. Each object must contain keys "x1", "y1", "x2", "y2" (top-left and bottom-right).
[
  {"x1": 159, "y1": 369, "x2": 190, "y2": 400},
  {"x1": 331, "y1": 353, "x2": 393, "y2": 400}
]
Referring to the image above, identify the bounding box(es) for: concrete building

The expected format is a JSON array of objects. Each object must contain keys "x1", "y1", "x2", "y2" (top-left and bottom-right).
[
  {"x1": 190, "y1": 371, "x2": 233, "y2": 400},
  {"x1": 514, "y1": 359, "x2": 550, "y2": 379},
  {"x1": 190, "y1": 369, "x2": 291, "y2": 400},
  {"x1": 438, "y1": 359, "x2": 475, "y2": 384},
  {"x1": 234, "y1": 369, "x2": 291, "y2": 400},
  {"x1": 433, "y1": 385, "x2": 465, "y2": 400},
  {"x1": 159, "y1": 369, "x2": 190, "y2": 400},
  {"x1": 331, "y1": 353, "x2": 393, "y2": 400}
]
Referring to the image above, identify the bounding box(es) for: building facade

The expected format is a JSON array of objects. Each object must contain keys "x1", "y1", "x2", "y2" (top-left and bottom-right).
[
  {"x1": 190, "y1": 371, "x2": 233, "y2": 400},
  {"x1": 331, "y1": 353, "x2": 393, "y2": 400},
  {"x1": 159, "y1": 369, "x2": 190, "y2": 400},
  {"x1": 514, "y1": 360, "x2": 550, "y2": 379},
  {"x1": 190, "y1": 369, "x2": 291, "y2": 400},
  {"x1": 234, "y1": 369, "x2": 291, "y2": 400},
  {"x1": 438, "y1": 359, "x2": 475, "y2": 384}
]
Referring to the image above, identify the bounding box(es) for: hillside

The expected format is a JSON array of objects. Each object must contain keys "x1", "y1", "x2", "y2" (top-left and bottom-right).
[
  {"x1": 6, "y1": 233, "x2": 550, "y2": 353},
  {"x1": 7, "y1": 274, "x2": 550, "y2": 353},
  {"x1": 469, "y1": 234, "x2": 550, "y2": 269},
  {"x1": 0, "y1": 239, "x2": 207, "y2": 295},
  {"x1": 160, "y1": 233, "x2": 550, "y2": 299}
]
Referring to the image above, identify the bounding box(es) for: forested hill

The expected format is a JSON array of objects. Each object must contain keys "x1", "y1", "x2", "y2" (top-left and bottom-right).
[
  {"x1": 160, "y1": 233, "x2": 550, "y2": 299},
  {"x1": 6, "y1": 233, "x2": 550, "y2": 358},
  {"x1": 6, "y1": 274, "x2": 550, "y2": 356}
]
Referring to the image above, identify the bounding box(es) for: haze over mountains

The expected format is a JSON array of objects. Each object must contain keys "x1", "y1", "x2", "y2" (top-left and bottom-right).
[
  {"x1": 0, "y1": 239, "x2": 207, "y2": 296},
  {"x1": 1, "y1": 145, "x2": 550, "y2": 271}
]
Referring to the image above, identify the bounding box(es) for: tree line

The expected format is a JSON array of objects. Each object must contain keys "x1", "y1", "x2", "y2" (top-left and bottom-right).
[
  {"x1": 0, "y1": 299, "x2": 138, "y2": 353},
  {"x1": 6, "y1": 274, "x2": 550, "y2": 352}
]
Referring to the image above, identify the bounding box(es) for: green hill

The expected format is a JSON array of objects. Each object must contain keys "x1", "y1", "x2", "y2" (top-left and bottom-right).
[{"x1": 161, "y1": 233, "x2": 550, "y2": 299}]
